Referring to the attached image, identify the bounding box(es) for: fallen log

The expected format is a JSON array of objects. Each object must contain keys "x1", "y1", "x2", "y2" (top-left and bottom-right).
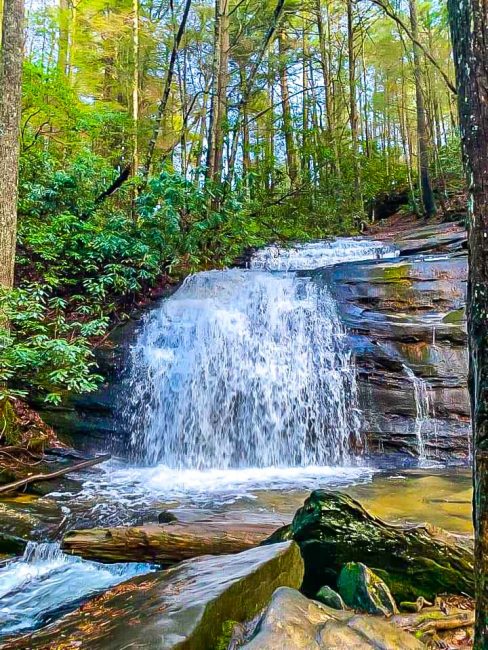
[
  {"x1": 267, "y1": 490, "x2": 474, "y2": 602},
  {"x1": 62, "y1": 520, "x2": 279, "y2": 564},
  {"x1": 0, "y1": 454, "x2": 111, "y2": 495}
]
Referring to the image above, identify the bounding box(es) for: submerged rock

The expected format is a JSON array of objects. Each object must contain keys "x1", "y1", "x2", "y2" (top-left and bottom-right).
[
  {"x1": 2, "y1": 541, "x2": 303, "y2": 649},
  {"x1": 268, "y1": 490, "x2": 474, "y2": 603},
  {"x1": 242, "y1": 587, "x2": 424, "y2": 649},
  {"x1": 314, "y1": 585, "x2": 346, "y2": 610},
  {"x1": 338, "y1": 562, "x2": 398, "y2": 615}
]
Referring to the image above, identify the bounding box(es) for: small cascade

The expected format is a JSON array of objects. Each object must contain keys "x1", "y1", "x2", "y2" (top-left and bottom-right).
[
  {"x1": 0, "y1": 542, "x2": 151, "y2": 637},
  {"x1": 250, "y1": 238, "x2": 399, "y2": 271},
  {"x1": 403, "y1": 365, "x2": 432, "y2": 460},
  {"x1": 125, "y1": 269, "x2": 361, "y2": 469}
]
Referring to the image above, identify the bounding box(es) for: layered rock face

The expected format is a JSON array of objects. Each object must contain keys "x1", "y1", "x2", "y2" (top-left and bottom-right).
[{"x1": 313, "y1": 224, "x2": 469, "y2": 460}]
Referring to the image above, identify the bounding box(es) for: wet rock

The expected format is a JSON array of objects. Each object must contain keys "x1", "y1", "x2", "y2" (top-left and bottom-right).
[
  {"x1": 158, "y1": 510, "x2": 178, "y2": 524},
  {"x1": 314, "y1": 585, "x2": 346, "y2": 610},
  {"x1": 242, "y1": 587, "x2": 424, "y2": 649},
  {"x1": 0, "y1": 532, "x2": 27, "y2": 557},
  {"x1": 338, "y1": 562, "x2": 398, "y2": 615},
  {"x1": 269, "y1": 490, "x2": 474, "y2": 603},
  {"x1": 3, "y1": 541, "x2": 303, "y2": 649},
  {"x1": 0, "y1": 495, "x2": 65, "y2": 543},
  {"x1": 313, "y1": 243, "x2": 470, "y2": 460}
]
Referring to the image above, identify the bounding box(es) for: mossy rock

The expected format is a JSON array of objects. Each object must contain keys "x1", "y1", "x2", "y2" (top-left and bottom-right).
[
  {"x1": 268, "y1": 490, "x2": 474, "y2": 603},
  {"x1": 315, "y1": 585, "x2": 346, "y2": 610},
  {"x1": 0, "y1": 399, "x2": 21, "y2": 446},
  {"x1": 338, "y1": 562, "x2": 398, "y2": 615},
  {"x1": 0, "y1": 532, "x2": 27, "y2": 556}
]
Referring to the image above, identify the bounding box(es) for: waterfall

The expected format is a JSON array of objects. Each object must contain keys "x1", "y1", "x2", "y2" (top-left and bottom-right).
[
  {"x1": 126, "y1": 270, "x2": 360, "y2": 468},
  {"x1": 403, "y1": 365, "x2": 431, "y2": 459}
]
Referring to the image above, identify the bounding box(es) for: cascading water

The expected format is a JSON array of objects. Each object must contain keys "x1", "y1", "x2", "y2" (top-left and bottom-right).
[
  {"x1": 0, "y1": 542, "x2": 152, "y2": 637},
  {"x1": 124, "y1": 239, "x2": 398, "y2": 470},
  {"x1": 250, "y1": 238, "x2": 399, "y2": 271},
  {"x1": 403, "y1": 365, "x2": 432, "y2": 460},
  {"x1": 126, "y1": 271, "x2": 359, "y2": 468}
]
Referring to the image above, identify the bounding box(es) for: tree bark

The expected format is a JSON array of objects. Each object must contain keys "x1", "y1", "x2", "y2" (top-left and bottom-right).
[
  {"x1": 132, "y1": 0, "x2": 139, "y2": 175},
  {"x1": 447, "y1": 0, "x2": 488, "y2": 645},
  {"x1": 0, "y1": 0, "x2": 24, "y2": 289},
  {"x1": 57, "y1": 0, "x2": 69, "y2": 74},
  {"x1": 62, "y1": 520, "x2": 279, "y2": 564},
  {"x1": 205, "y1": 0, "x2": 229, "y2": 188},
  {"x1": 278, "y1": 28, "x2": 299, "y2": 186},
  {"x1": 347, "y1": 0, "x2": 361, "y2": 200},
  {"x1": 142, "y1": 0, "x2": 192, "y2": 184},
  {"x1": 408, "y1": 0, "x2": 436, "y2": 218}
]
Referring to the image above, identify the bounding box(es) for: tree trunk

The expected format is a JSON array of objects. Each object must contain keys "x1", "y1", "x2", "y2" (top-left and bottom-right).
[
  {"x1": 62, "y1": 520, "x2": 279, "y2": 564},
  {"x1": 347, "y1": 0, "x2": 361, "y2": 201},
  {"x1": 278, "y1": 28, "x2": 299, "y2": 186},
  {"x1": 0, "y1": 0, "x2": 24, "y2": 289},
  {"x1": 316, "y1": 0, "x2": 340, "y2": 175},
  {"x1": 57, "y1": 0, "x2": 69, "y2": 74},
  {"x1": 132, "y1": 0, "x2": 139, "y2": 175},
  {"x1": 408, "y1": 0, "x2": 436, "y2": 218},
  {"x1": 205, "y1": 0, "x2": 229, "y2": 188},
  {"x1": 447, "y1": 0, "x2": 488, "y2": 645},
  {"x1": 142, "y1": 0, "x2": 192, "y2": 184}
]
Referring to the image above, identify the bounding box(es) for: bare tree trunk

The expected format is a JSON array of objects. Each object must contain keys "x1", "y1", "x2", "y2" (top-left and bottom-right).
[
  {"x1": 316, "y1": 0, "x2": 340, "y2": 175},
  {"x1": 205, "y1": 0, "x2": 229, "y2": 188},
  {"x1": 142, "y1": 0, "x2": 192, "y2": 184},
  {"x1": 347, "y1": 0, "x2": 361, "y2": 201},
  {"x1": 278, "y1": 27, "x2": 299, "y2": 186},
  {"x1": 132, "y1": 0, "x2": 139, "y2": 175},
  {"x1": 447, "y1": 1, "x2": 488, "y2": 645},
  {"x1": 57, "y1": 0, "x2": 69, "y2": 74},
  {"x1": 0, "y1": 0, "x2": 24, "y2": 289},
  {"x1": 408, "y1": 0, "x2": 436, "y2": 218}
]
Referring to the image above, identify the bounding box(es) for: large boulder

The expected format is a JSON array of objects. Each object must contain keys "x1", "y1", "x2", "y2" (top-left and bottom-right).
[
  {"x1": 2, "y1": 541, "x2": 303, "y2": 650},
  {"x1": 242, "y1": 587, "x2": 424, "y2": 649},
  {"x1": 267, "y1": 490, "x2": 473, "y2": 602}
]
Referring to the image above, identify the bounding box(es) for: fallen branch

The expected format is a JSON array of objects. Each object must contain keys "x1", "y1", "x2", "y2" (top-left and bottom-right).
[{"x1": 0, "y1": 454, "x2": 111, "y2": 495}]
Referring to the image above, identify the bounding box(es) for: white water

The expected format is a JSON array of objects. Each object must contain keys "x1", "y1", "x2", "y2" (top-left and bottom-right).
[
  {"x1": 250, "y1": 238, "x2": 399, "y2": 271},
  {"x1": 0, "y1": 542, "x2": 152, "y2": 637},
  {"x1": 125, "y1": 270, "x2": 360, "y2": 469},
  {"x1": 403, "y1": 365, "x2": 432, "y2": 460}
]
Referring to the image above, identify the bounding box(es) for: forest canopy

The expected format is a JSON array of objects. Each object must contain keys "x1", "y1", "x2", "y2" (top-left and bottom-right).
[{"x1": 1, "y1": 0, "x2": 462, "y2": 406}]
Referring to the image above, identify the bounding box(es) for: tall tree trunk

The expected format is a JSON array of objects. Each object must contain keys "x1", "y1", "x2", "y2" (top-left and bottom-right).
[
  {"x1": 0, "y1": 0, "x2": 24, "y2": 289},
  {"x1": 408, "y1": 0, "x2": 436, "y2": 217},
  {"x1": 132, "y1": 0, "x2": 139, "y2": 175},
  {"x1": 142, "y1": 0, "x2": 192, "y2": 184},
  {"x1": 278, "y1": 28, "x2": 299, "y2": 186},
  {"x1": 206, "y1": 0, "x2": 229, "y2": 188},
  {"x1": 57, "y1": 0, "x2": 69, "y2": 74},
  {"x1": 347, "y1": 0, "x2": 361, "y2": 200},
  {"x1": 316, "y1": 0, "x2": 340, "y2": 174},
  {"x1": 448, "y1": 1, "x2": 488, "y2": 645}
]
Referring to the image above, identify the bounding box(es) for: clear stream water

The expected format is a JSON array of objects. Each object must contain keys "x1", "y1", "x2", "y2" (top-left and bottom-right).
[{"x1": 8, "y1": 237, "x2": 467, "y2": 640}]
